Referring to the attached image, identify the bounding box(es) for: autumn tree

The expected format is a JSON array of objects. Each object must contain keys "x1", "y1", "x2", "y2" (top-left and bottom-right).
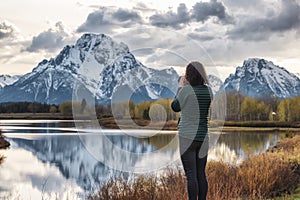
[
  {"x1": 59, "y1": 101, "x2": 81, "y2": 116},
  {"x1": 134, "y1": 101, "x2": 152, "y2": 120},
  {"x1": 49, "y1": 106, "x2": 57, "y2": 114},
  {"x1": 241, "y1": 97, "x2": 270, "y2": 120},
  {"x1": 278, "y1": 97, "x2": 300, "y2": 122},
  {"x1": 226, "y1": 92, "x2": 244, "y2": 120}
]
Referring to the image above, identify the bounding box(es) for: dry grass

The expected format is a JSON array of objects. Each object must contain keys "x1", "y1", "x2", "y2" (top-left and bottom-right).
[
  {"x1": 89, "y1": 135, "x2": 300, "y2": 200},
  {"x1": 238, "y1": 153, "x2": 299, "y2": 199},
  {"x1": 88, "y1": 168, "x2": 188, "y2": 200},
  {"x1": 206, "y1": 162, "x2": 241, "y2": 200},
  {"x1": 98, "y1": 117, "x2": 179, "y2": 130}
]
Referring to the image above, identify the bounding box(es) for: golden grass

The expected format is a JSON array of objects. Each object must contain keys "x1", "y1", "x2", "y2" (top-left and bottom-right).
[
  {"x1": 88, "y1": 168, "x2": 188, "y2": 200},
  {"x1": 89, "y1": 135, "x2": 300, "y2": 200}
]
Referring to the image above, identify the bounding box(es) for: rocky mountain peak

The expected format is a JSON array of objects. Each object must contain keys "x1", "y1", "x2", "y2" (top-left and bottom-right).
[
  {"x1": 0, "y1": 33, "x2": 178, "y2": 104},
  {"x1": 224, "y1": 58, "x2": 300, "y2": 98}
]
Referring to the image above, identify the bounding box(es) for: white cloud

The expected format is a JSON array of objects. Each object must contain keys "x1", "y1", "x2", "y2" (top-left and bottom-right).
[
  {"x1": 77, "y1": 7, "x2": 143, "y2": 33},
  {"x1": 1, "y1": 0, "x2": 300, "y2": 77},
  {"x1": 25, "y1": 22, "x2": 75, "y2": 52},
  {"x1": 227, "y1": 0, "x2": 300, "y2": 41}
]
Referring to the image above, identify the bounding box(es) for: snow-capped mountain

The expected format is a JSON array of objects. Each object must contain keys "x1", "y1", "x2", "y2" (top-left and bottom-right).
[
  {"x1": 0, "y1": 75, "x2": 21, "y2": 88},
  {"x1": 0, "y1": 33, "x2": 179, "y2": 104},
  {"x1": 223, "y1": 58, "x2": 300, "y2": 98},
  {"x1": 208, "y1": 75, "x2": 223, "y2": 94}
]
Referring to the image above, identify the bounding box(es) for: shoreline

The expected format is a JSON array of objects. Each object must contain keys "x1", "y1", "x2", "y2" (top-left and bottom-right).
[
  {"x1": 0, "y1": 136, "x2": 10, "y2": 149},
  {"x1": 0, "y1": 114, "x2": 300, "y2": 132}
]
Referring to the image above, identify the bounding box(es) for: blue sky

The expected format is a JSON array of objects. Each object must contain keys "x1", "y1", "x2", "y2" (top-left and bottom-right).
[{"x1": 1, "y1": 0, "x2": 300, "y2": 80}]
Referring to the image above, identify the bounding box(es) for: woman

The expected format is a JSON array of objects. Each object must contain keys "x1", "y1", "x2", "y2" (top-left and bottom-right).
[{"x1": 171, "y1": 61, "x2": 212, "y2": 200}]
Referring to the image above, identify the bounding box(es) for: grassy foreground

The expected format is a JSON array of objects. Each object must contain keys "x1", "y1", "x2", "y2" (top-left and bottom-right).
[{"x1": 88, "y1": 135, "x2": 300, "y2": 200}]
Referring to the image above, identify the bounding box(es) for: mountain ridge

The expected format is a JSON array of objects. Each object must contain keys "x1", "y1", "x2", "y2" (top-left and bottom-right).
[
  {"x1": 1, "y1": 35, "x2": 299, "y2": 103},
  {"x1": 0, "y1": 75, "x2": 21, "y2": 88},
  {"x1": 223, "y1": 58, "x2": 300, "y2": 98},
  {"x1": 0, "y1": 33, "x2": 179, "y2": 104}
]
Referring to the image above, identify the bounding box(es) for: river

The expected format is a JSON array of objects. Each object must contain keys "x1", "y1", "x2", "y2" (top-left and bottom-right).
[{"x1": 0, "y1": 120, "x2": 292, "y2": 199}]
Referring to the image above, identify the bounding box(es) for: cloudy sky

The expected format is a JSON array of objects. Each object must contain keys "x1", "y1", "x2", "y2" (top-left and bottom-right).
[{"x1": 1, "y1": 0, "x2": 300, "y2": 80}]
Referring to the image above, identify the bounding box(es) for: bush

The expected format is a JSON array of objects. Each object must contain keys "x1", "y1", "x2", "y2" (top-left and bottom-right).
[
  {"x1": 206, "y1": 162, "x2": 241, "y2": 200},
  {"x1": 88, "y1": 168, "x2": 187, "y2": 200},
  {"x1": 238, "y1": 153, "x2": 299, "y2": 199}
]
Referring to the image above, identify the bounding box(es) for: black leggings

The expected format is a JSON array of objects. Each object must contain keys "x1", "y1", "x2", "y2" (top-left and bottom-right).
[{"x1": 179, "y1": 137, "x2": 208, "y2": 200}]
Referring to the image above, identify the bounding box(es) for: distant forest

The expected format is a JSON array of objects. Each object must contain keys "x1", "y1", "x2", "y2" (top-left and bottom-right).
[{"x1": 0, "y1": 93, "x2": 299, "y2": 122}]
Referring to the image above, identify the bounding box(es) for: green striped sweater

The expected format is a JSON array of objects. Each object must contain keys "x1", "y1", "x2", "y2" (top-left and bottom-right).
[{"x1": 171, "y1": 85, "x2": 212, "y2": 141}]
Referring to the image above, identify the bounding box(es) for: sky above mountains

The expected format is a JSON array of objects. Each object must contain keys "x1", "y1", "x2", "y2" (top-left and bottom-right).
[{"x1": 1, "y1": 0, "x2": 300, "y2": 80}]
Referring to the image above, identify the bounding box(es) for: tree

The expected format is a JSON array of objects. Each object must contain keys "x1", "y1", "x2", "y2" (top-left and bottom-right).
[
  {"x1": 149, "y1": 103, "x2": 167, "y2": 121},
  {"x1": 134, "y1": 101, "x2": 152, "y2": 120},
  {"x1": 80, "y1": 98, "x2": 87, "y2": 114},
  {"x1": 111, "y1": 101, "x2": 132, "y2": 119},
  {"x1": 49, "y1": 106, "x2": 57, "y2": 114},
  {"x1": 95, "y1": 103, "x2": 111, "y2": 118},
  {"x1": 290, "y1": 96, "x2": 300, "y2": 121},
  {"x1": 59, "y1": 102, "x2": 73, "y2": 116},
  {"x1": 278, "y1": 97, "x2": 300, "y2": 122},
  {"x1": 241, "y1": 97, "x2": 270, "y2": 120},
  {"x1": 59, "y1": 101, "x2": 81, "y2": 116},
  {"x1": 226, "y1": 92, "x2": 244, "y2": 120},
  {"x1": 128, "y1": 100, "x2": 135, "y2": 119}
]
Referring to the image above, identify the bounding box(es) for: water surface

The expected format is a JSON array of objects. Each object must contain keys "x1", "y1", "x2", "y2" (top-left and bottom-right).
[{"x1": 0, "y1": 120, "x2": 292, "y2": 199}]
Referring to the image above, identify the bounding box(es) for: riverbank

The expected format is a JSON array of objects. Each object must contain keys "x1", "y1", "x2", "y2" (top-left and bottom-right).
[
  {"x1": 100, "y1": 118, "x2": 300, "y2": 132},
  {"x1": 0, "y1": 133, "x2": 10, "y2": 149},
  {"x1": 89, "y1": 135, "x2": 300, "y2": 200},
  {"x1": 1, "y1": 114, "x2": 300, "y2": 132}
]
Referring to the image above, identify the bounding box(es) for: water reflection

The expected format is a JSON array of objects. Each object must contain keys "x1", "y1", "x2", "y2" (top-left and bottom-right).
[
  {"x1": 2, "y1": 133, "x2": 178, "y2": 192},
  {"x1": 0, "y1": 120, "x2": 292, "y2": 199},
  {"x1": 208, "y1": 132, "x2": 280, "y2": 164},
  {"x1": 0, "y1": 145, "x2": 83, "y2": 200}
]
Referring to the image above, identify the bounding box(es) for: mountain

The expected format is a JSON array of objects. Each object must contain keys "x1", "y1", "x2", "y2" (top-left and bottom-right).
[
  {"x1": 0, "y1": 33, "x2": 179, "y2": 104},
  {"x1": 223, "y1": 58, "x2": 300, "y2": 98},
  {"x1": 0, "y1": 75, "x2": 21, "y2": 88},
  {"x1": 208, "y1": 75, "x2": 223, "y2": 94}
]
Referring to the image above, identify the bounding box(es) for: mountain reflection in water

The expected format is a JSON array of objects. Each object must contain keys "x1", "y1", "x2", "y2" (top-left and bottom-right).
[{"x1": 0, "y1": 120, "x2": 286, "y2": 199}]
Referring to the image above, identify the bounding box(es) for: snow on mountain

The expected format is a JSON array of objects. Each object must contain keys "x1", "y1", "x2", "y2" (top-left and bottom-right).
[
  {"x1": 0, "y1": 33, "x2": 179, "y2": 104},
  {"x1": 223, "y1": 58, "x2": 300, "y2": 98},
  {"x1": 208, "y1": 75, "x2": 223, "y2": 94},
  {"x1": 0, "y1": 75, "x2": 21, "y2": 88}
]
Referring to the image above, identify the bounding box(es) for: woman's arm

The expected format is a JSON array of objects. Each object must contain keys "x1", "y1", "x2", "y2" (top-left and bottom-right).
[
  {"x1": 171, "y1": 76, "x2": 188, "y2": 112},
  {"x1": 171, "y1": 87, "x2": 182, "y2": 112}
]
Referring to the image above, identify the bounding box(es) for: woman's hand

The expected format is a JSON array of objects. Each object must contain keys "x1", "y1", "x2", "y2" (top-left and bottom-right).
[{"x1": 179, "y1": 76, "x2": 187, "y2": 87}]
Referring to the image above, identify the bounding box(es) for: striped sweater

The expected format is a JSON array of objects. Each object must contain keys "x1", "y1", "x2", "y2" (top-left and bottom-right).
[{"x1": 171, "y1": 84, "x2": 212, "y2": 141}]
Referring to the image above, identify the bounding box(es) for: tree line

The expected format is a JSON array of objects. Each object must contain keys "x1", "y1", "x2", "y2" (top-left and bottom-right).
[
  {"x1": 0, "y1": 102, "x2": 57, "y2": 113},
  {"x1": 225, "y1": 92, "x2": 300, "y2": 122},
  {"x1": 0, "y1": 94, "x2": 299, "y2": 122}
]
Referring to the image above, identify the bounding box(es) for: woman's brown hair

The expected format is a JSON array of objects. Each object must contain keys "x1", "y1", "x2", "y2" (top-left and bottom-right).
[{"x1": 185, "y1": 61, "x2": 209, "y2": 86}]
